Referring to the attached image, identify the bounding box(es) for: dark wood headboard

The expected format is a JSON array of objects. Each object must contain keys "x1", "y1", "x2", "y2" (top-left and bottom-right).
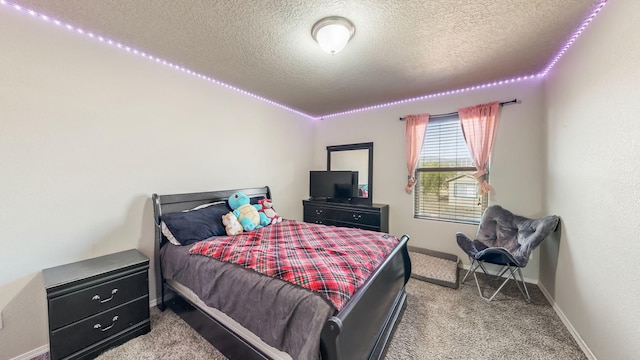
[
  {"x1": 152, "y1": 186, "x2": 271, "y2": 227},
  {"x1": 151, "y1": 186, "x2": 271, "y2": 304}
]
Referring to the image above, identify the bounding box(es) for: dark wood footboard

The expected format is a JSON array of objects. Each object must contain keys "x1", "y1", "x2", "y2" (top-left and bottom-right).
[{"x1": 321, "y1": 235, "x2": 411, "y2": 360}]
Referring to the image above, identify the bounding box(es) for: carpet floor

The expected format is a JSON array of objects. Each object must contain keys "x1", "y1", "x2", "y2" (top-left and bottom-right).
[{"x1": 95, "y1": 273, "x2": 586, "y2": 360}]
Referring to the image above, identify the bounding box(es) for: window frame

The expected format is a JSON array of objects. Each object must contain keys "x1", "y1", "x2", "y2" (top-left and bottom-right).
[{"x1": 413, "y1": 115, "x2": 488, "y2": 224}]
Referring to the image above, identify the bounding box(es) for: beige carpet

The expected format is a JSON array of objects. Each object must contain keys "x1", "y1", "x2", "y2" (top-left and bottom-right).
[{"x1": 95, "y1": 274, "x2": 586, "y2": 360}]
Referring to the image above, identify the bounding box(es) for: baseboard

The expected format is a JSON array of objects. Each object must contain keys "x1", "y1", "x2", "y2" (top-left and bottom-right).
[
  {"x1": 537, "y1": 282, "x2": 597, "y2": 360},
  {"x1": 9, "y1": 344, "x2": 49, "y2": 360}
]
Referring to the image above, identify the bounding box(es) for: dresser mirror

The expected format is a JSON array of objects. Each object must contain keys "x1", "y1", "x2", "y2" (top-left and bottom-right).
[{"x1": 327, "y1": 142, "x2": 373, "y2": 206}]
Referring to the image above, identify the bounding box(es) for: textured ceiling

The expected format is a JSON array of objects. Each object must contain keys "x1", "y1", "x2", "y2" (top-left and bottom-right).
[{"x1": 11, "y1": 0, "x2": 602, "y2": 117}]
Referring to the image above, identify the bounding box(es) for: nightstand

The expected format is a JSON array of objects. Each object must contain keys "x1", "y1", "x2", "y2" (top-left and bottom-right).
[{"x1": 43, "y1": 249, "x2": 150, "y2": 360}]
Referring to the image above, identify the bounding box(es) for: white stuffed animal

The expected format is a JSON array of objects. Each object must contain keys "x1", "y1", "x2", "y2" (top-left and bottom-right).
[{"x1": 222, "y1": 212, "x2": 244, "y2": 236}]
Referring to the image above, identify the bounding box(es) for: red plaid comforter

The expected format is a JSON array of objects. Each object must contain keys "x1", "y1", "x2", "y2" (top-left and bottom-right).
[{"x1": 188, "y1": 220, "x2": 399, "y2": 311}]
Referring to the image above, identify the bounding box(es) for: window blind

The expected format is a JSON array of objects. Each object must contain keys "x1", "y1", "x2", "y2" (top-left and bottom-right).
[{"x1": 413, "y1": 115, "x2": 487, "y2": 223}]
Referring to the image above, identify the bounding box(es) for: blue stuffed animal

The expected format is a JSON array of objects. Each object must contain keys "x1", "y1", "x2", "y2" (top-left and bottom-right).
[{"x1": 228, "y1": 192, "x2": 270, "y2": 231}]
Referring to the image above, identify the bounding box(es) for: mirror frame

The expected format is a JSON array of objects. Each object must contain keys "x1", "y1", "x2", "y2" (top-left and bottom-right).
[{"x1": 326, "y1": 142, "x2": 373, "y2": 206}]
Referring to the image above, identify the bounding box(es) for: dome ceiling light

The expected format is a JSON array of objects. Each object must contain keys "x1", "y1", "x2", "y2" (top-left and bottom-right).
[{"x1": 311, "y1": 16, "x2": 355, "y2": 55}]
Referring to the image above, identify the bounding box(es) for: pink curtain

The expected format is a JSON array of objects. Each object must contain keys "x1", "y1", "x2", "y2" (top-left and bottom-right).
[
  {"x1": 404, "y1": 114, "x2": 429, "y2": 193},
  {"x1": 458, "y1": 101, "x2": 500, "y2": 194}
]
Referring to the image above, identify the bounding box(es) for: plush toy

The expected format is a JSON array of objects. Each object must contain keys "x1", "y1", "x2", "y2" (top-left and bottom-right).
[
  {"x1": 228, "y1": 192, "x2": 269, "y2": 231},
  {"x1": 222, "y1": 212, "x2": 243, "y2": 236},
  {"x1": 257, "y1": 198, "x2": 282, "y2": 225}
]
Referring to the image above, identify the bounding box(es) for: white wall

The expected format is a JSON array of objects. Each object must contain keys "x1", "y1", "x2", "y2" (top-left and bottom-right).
[
  {"x1": 314, "y1": 79, "x2": 547, "y2": 279},
  {"x1": 541, "y1": 1, "x2": 640, "y2": 359},
  {"x1": 0, "y1": 8, "x2": 313, "y2": 359}
]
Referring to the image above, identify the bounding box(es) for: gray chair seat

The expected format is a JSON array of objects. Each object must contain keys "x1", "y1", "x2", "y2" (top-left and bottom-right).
[{"x1": 456, "y1": 205, "x2": 559, "y2": 302}]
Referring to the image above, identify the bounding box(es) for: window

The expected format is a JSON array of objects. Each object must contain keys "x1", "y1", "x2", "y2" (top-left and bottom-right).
[
  {"x1": 453, "y1": 181, "x2": 477, "y2": 198},
  {"x1": 413, "y1": 115, "x2": 488, "y2": 223}
]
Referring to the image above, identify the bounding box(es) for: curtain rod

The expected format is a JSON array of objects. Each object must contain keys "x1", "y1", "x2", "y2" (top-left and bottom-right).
[{"x1": 399, "y1": 99, "x2": 518, "y2": 121}]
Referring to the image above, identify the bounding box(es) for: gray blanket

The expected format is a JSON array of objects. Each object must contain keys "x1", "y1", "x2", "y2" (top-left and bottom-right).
[{"x1": 160, "y1": 243, "x2": 334, "y2": 360}]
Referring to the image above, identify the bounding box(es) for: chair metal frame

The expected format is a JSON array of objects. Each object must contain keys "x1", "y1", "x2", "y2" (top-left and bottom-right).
[{"x1": 461, "y1": 247, "x2": 531, "y2": 303}]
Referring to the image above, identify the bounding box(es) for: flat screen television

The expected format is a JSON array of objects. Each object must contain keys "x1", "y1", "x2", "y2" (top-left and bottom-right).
[{"x1": 309, "y1": 170, "x2": 358, "y2": 200}]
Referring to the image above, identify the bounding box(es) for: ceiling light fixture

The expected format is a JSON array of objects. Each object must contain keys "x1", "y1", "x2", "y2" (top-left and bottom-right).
[{"x1": 311, "y1": 16, "x2": 355, "y2": 55}]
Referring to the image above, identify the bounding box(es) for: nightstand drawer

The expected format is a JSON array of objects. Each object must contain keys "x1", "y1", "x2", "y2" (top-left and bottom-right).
[
  {"x1": 49, "y1": 296, "x2": 149, "y2": 360},
  {"x1": 48, "y1": 270, "x2": 148, "y2": 330}
]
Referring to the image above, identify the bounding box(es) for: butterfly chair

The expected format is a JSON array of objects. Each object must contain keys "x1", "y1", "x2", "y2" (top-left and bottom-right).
[{"x1": 456, "y1": 205, "x2": 559, "y2": 302}]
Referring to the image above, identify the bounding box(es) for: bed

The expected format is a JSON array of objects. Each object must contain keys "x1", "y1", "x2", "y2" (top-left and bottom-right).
[{"x1": 152, "y1": 186, "x2": 411, "y2": 360}]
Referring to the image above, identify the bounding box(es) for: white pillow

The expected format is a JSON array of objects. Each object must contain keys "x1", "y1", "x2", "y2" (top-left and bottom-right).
[
  {"x1": 161, "y1": 221, "x2": 181, "y2": 245},
  {"x1": 190, "y1": 201, "x2": 224, "y2": 210}
]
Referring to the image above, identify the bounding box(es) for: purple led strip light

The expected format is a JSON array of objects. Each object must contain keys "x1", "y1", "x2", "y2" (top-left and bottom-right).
[
  {"x1": 319, "y1": 74, "x2": 541, "y2": 119},
  {"x1": 540, "y1": 0, "x2": 608, "y2": 77},
  {"x1": 321, "y1": 0, "x2": 609, "y2": 120},
  {"x1": 0, "y1": 0, "x2": 313, "y2": 119},
  {"x1": 1, "y1": 0, "x2": 608, "y2": 120}
]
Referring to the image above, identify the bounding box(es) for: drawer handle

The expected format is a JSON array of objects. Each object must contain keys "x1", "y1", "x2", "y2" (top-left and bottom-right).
[
  {"x1": 93, "y1": 316, "x2": 118, "y2": 332},
  {"x1": 352, "y1": 214, "x2": 362, "y2": 221},
  {"x1": 92, "y1": 289, "x2": 118, "y2": 303},
  {"x1": 315, "y1": 209, "x2": 323, "y2": 215}
]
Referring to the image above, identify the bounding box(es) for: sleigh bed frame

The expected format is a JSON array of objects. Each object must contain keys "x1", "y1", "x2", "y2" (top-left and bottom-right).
[{"x1": 152, "y1": 186, "x2": 411, "y2": 360}]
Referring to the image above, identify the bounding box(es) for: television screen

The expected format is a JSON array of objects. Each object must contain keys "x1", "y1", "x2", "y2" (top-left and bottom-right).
[
  {"x1": 336, "y1": 171, "x2": 358, "y2": 198},
  {"x1": 309, "y1": 171, "x2": 357, "y2": 199}
]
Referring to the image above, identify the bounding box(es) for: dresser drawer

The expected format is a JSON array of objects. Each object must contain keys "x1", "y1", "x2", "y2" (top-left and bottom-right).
[
  {"x1": 332, "y1": 220, "x2": 379, "y2": 232},
  {"x1": 49, "y1": 296, "x2": 149, "y2": 360},
  {"x1": 303, "y1": 200, "x2": 389, "y2": 232},
  {"x1": 48, "y1": 270, "x2": 148, "y2": 330},
  {"x1": 304, "y1": 215, "x2": 380, "y2": 232},
  {"x1": 304, "y1": 215, "x2": 327, "y2": 225},
  {"x1": 304, "y1": 204, "x2": 355, "y2": 222},
  {"x1": 304, "y1": 203, "x2": 329, "y2": 218},
  {"x1": 334, "y1": 211, "x2": 380, "y2": 227},
  {"x1": 305, "y1": 204, "x2": 380, "y2": 226}
]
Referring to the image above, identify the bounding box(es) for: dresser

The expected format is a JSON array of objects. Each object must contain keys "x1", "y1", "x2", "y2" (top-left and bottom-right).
[
  {"x1": 303, "y1": 200, "x2": 389, "y2": 232},
  {"x1": 43, "y1": 249, "x2": 150, "y2": 360}
]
